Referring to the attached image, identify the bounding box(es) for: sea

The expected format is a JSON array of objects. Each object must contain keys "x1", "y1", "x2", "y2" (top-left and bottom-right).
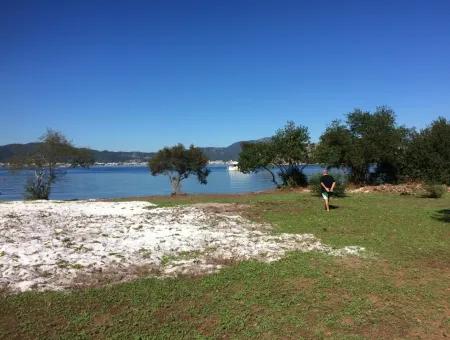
[{"x1": 0, "y1": 164, "x2": 329, "y2": 201}]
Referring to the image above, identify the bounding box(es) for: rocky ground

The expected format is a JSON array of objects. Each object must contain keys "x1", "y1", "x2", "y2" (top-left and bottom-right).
[{"x1": 0, "y1": 200, "x2": 364, "y2": 293}]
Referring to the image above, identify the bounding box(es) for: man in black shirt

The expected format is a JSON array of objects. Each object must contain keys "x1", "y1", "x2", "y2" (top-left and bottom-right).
[{"x1": 320, "y1": 169, "x2": 336, "y2": 212}]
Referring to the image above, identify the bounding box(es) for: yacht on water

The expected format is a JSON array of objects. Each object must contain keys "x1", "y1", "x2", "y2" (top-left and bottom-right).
[{"x1": 227, "y1": 161, "x2": 239, "y2": 171}]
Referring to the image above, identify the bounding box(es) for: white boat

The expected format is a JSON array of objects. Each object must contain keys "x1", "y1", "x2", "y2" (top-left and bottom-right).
[{"x1": 227, "y1": 161, "x2": 239, "y2": 171}]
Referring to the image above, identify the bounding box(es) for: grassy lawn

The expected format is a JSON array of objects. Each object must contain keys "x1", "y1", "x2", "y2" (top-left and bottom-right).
[{"x1": 1, "y1": 192, "x2": 449, "y2": 339}]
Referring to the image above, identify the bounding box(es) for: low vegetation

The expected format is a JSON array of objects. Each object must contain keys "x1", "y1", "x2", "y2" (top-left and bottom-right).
[
  {"x1": 422, "y1": 183, "x2": 447, "y2": 198},
  {"x1": 1, "y1": 191, "x2": 449, "y2": 339}
]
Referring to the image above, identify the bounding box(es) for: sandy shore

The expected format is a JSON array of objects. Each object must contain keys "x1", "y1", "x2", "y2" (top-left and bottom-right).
[{"x1": 0, "y1": 200, "x2": 364, "y2": 293}]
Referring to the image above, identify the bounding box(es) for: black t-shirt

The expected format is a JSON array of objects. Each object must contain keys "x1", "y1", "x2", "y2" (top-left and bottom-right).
[{"x1": 320, "y1": 175, "x2": 335, "y2": 192}]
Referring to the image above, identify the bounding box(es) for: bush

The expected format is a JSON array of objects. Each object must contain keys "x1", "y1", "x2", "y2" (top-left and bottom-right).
[
  {"x1": 422, "y1": 183, "x2": 446, "y2": 198},
  {"x1": 279, "y1": 167, "x2": 308, "y2": 187},
  {"x1": 369, "y1": 162, "x2": 400, "y2": 185},
  {"x1": 309, "y1": 172, "x2": 347, "y2": 197},
  {"x1": 25, "y1": 170, "x2": 51, "y2": 200}
]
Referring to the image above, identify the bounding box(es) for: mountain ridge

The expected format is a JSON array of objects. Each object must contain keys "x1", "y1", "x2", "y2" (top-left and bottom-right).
[{"x1": 0, "y1": 140, "x2": 258, "y2": 163}]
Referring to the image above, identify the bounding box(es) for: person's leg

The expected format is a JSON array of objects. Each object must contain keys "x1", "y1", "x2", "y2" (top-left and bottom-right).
[{"x1": 322, "y1": 192, "x2": 330, "y2": 211}]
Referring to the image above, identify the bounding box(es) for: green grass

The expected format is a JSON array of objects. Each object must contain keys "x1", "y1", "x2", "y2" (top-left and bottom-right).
[{"x1": 1, "y1": 192, "x2": 449, "y2": 339}]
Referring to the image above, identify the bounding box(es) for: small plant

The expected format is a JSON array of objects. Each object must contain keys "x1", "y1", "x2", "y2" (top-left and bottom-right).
[
  {"x1": 309, "y1": 172, "x2": 347, "y2": 197},
  {"x1": 422, "y1": 183, "x2": 446, "y2": 198},
  {"x1": 25, "y1": 169, "x2": 52, "y2": 200}
]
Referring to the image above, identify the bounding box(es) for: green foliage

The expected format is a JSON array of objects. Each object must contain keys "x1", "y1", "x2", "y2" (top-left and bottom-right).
[
  {"x1": 308, "y1": 172, "x2": 347, "y2": 197},
  {"x1": 238, "y1": 121, "x2": 311, "y2": 187},
  {"x1": 238, "y1": 141, "x2": 279, "y2": 186},
  {"x1": 271, "y1": 121, "x2": 310, "y2": 165},
  {"x1": 315, "y1": 107, "x2": 408, "y2": 184},
  {"x1": 422, "y1": 183, "x2": 446, "y2": 198},
  {"x1": 403, "y1": 117, "x2": 450, "y2": 185},
  {"x1": 278, "y1": 167, "x2": 308, "y2": 187},
  {"x1": 148, "y1": 144, "x2": 210, "y2": 195}
]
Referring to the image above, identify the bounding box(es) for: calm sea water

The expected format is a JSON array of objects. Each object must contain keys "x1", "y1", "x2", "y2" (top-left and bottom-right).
[{"x1": 0, "y1": 165, "x2": 328, "y2": 201}]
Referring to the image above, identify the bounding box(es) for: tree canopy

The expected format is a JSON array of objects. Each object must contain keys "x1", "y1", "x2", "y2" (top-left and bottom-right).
[
  {"x1": 403, "y1": 117, "x2": 450, "y2": 184},
  {"x1": 238, "y1": 121, "x2": 311, "y2": 187},
  {"x1": 148, "y1": 144, "x2": 210, "y2": 195},
  {"x1": 315, "y1": 107, "x2": 408, "y2": 184}
]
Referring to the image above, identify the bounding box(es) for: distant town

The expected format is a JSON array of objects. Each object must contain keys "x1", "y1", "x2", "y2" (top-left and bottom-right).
[{"x1": 0, "y1": 160, "x2": 234, "y2": 168}]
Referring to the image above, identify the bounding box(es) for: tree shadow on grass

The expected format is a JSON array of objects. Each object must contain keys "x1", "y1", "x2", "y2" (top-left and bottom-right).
[{"x1": 432, "y1": 209, "x2": 450, "y2": 223}]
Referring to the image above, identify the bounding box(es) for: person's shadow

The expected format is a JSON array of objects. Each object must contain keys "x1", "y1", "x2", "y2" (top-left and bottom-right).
[
  {"x1": 329, "y1": 205, "x2": 339, "y2": 210},
  {"x1": 432, "y1": 209, "x2": 450, "y2": 223}
]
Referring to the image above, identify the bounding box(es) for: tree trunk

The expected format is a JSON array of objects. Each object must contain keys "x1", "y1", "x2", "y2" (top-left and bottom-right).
[
  {"x1": 170, "y1": 175, "x2": 182, "y2": 195},
  {"x1": 263, "y1": 166, "x2": 280, "y2": 188}
]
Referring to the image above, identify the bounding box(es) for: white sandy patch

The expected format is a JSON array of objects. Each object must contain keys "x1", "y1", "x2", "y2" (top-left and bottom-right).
[{"x1": 0, "y1": 200, "x2": 364, "y2": 293}]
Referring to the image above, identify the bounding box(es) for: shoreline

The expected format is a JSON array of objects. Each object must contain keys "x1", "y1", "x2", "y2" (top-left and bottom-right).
[{"x1": 2, "y1": 182, "x2": 448, "y2": 204}]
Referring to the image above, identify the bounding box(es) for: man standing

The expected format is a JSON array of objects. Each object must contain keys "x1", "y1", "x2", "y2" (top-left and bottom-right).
[{"x1": 320, "y1": 169, "x2": 336, "y2": 212}]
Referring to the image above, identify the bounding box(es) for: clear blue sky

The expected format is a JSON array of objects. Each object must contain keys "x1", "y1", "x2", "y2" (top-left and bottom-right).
[{"x1": 1, "y1": 0, "x2": 449, "y2": 151}]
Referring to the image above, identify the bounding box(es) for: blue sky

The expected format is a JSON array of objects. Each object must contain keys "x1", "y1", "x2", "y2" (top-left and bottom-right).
[{"x1": 1, "y1": 0, "x2": 449, "y2": 151}]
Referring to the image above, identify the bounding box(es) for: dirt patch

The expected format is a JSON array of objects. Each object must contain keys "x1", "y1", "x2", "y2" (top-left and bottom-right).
[
  {"x1": 92, "y1": 303, "x2": 126, "y2": 328},
  {"x1": 196, "y1": 315, "x2": 220, "y2": 337},
  {"x1": 70, "y1": 264, "x2": 162, "y2": 290},
  {"x1": 109, "y1": 190, "x2": 281, "y2": 203},
  {"x1": 334, "y1": 256, "x2": 366, "y2": 270},
  {"x1": 284, "y1": 277, "x2": 316, "y2": 291},
  {"x1": 341, "y1": 316, "x2": 355, "y2": 327},
  {"x1": 348, "y1": 182, "x2": 450, "y2": 195},
  {"x1": 367, "y1": 294, "x2": 384, "y2": 308},
  {"x1": 349, "y1": 183, "x2": 425, "y2": 194},
  {"x1": 191, "y1": 202, "x2": 249, "y2": 215}
]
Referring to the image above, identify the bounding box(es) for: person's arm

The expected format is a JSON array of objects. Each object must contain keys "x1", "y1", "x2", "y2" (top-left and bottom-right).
[
  {"x1": 321, "y1": 182, "x2": 330, "y2": 192},
  {"x1": 330, "y1": 181, "x2": 336, "y2": 192}
]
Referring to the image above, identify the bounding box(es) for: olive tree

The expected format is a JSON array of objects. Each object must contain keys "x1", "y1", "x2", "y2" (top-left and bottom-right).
[
  {"x1": 148, "y1": 144, "x2": 210, "y2": 195},
  {"x1": 238, "y1": 121, "x2": 311, "y2": 187},
  {"x1": 403, "y1": 117, "x2": 450, "y2": 184},
  {"x1": 315, "y1": 107, "x2": 408, "y2": 184},
  {"x1": 10, "y1": 129, "x2": 94, "y2": 199},
  {"x1": 238, "y1": 141, "x2": 279, "y2": 186}
]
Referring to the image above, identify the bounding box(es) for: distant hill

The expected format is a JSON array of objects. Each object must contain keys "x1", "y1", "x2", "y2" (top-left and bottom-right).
[
  {"x1": 200, "y1": 141, "x2": 245, "y2": 162},
  {"x1": 0, "y1": 143, "x2": 41, "y2": 162},
  {"x1": 86, "y1": 149, "x2": 155, "y2": 163},
  {"x1": 0, "y1": 140, "x2": 259, "y2": 163}
]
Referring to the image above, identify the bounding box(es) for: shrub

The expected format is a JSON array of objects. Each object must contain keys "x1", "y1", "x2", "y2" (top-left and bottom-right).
[
  {"x1": 25, "y1": 170, "x2": 51, "y2": 200},
  {"x1": 422, "y1": 183, "x2": 446, "y2": 198},
  {"x1": 279, "y1": 167, "x2": 308, "y2": 187},
  {"x1": 309, "y1": 172, "x2": 347, "y2": 197}
]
